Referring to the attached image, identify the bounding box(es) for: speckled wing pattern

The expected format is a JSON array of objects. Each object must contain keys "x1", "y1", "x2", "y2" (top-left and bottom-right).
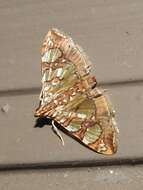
[{"x1": 35, "y1": 28, "x2": 119, "y2": 155}]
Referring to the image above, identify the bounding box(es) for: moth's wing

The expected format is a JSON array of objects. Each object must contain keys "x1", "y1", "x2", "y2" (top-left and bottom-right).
[
  {"x1": 55, "y1": 88, "x2": 118, "y2": 155},
  {"x1": 34, "y1": 28, "x2": 118, "y2": 155},
  {"x1": 81, "y1": 91, "x2": 118, "y2": 155},
  {"x1": 36, "y1": 86, "x2": 118, "y2": 154},
  {"x1": 35, "y1": 28, "x2": 93, "y2": 116}
]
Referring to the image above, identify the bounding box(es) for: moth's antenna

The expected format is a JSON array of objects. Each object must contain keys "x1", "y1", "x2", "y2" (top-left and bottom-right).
[{"x1": 52, "y1": 120, "x2": 65, "y2": 146}]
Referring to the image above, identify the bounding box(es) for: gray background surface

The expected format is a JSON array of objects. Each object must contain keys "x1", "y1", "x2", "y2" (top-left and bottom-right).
[{"x1": 0, "y1": 0, "x2": 143, "y2": 189}]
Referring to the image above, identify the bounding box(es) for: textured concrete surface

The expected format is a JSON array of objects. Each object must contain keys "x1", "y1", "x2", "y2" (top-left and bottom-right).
[
  {"x1": 0, "y1": 165, "x2": 143, "y2": 190},
  {"x1": 0, "y1": 0, "x2": 143, "y2": 189}
]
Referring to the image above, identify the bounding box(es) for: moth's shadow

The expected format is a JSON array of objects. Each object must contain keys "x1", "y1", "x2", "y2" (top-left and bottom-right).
[
  {"x1": 34, "y1": 117, "x2": 61, "y2": 129},
  {"x1": 34, "y1": 117, "x2": 52, "y2": 128}
]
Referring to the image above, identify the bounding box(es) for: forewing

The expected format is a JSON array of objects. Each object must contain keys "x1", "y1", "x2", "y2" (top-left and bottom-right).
[{"x1": 35, "y1": 28, "x2": 93, "y2": 117}]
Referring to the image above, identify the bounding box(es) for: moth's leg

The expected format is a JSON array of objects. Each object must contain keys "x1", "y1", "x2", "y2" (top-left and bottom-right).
[
  {"x1": 95, "y1": 88, "x2": 108, "y2": 96},
  {"x1": 46, "y1": 116, "x2": 51, "y2": 119},
  {"x1": 51, "y1": 120, "x2": 65, "y2": 146}
]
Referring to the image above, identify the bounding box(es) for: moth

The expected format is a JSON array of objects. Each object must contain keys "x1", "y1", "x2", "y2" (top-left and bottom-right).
[{"x1": 34, "y1": 28, "x2": 119, "y2": 155}]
